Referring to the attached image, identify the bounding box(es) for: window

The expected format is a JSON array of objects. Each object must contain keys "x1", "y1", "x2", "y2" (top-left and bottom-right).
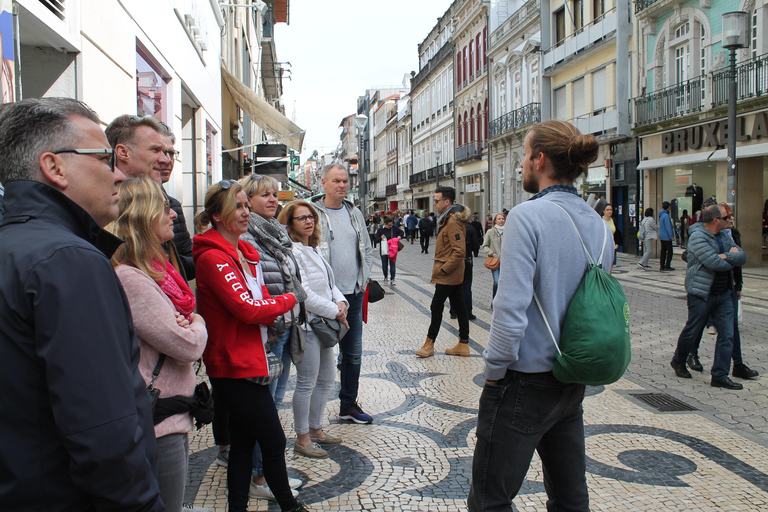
[
  {"x1": 476, "y1": 33, "x2": 482, "y2": 74},
  {"x1": 463, "y1": 111, "x2": 469, "y2": 145},
  {"x1": 463, "y1": 46, "x2": 468, "y2": 83},
  {"x1": 484, "y1": 100, "x2": 488, "y2": 140},
  {"x1": 753, "y1": 9, "x2": 758, "y2": 60},
  {"x1": 457, "y1": 55, "x2": 462, "y2": 89},
  {"x1": 555, "y1": 9, "x2": 566, "y2": 46},
  {"x1": 554, "y1": 86, "x2": 567, "y2": 120},
  {"x1": 513, "y1": 71, "x2": 522, "y2": 109},
  {"x1": 592, "y1": 67, "x2": 607, "y2": 111},
  {"x1": 136, "y1": 47, "x2": 169, "y2": 121},
  {"x1": 573, "y1": 0, "x2": 583, "y2": 31},
  {"x1": 593, "y1": 0, "x2": 604, "y2": 21},
  {"x1": 499, "y1": 80, "x2": 507, "y2": 114},
  {"x1": 470, "y1": 108, "x2": 475, "y2": 142},
  {"x1": 573, "y1": 77, "x2": 586, "y2": 119},
  {"x1": 469, "y1": 41, "x2": 474, "y2": 78},
  {"x1": 530, "y1": 59, "x2": 539, "y2": 103},
  {"x1": 483, "y1": 27, "x2": 487, "y2": 67},
  {"x1": 477, "y1": 103, "x2": 482, "y2": 143}
]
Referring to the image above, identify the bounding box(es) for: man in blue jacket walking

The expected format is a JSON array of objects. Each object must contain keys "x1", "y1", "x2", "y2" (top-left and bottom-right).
[{"x1": 659, "y1": 200, "x2": 675, "y2": 270}]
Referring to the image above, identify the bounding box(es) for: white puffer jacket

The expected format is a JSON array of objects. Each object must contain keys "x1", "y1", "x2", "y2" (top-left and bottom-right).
[{"x1": 292, "y1": 242, "x2": 347, "y2": 330}]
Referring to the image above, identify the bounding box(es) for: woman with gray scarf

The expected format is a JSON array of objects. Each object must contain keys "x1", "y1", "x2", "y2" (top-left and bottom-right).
[{"x1": 239, "y1": 174, "x2": 308, "y2": 500}]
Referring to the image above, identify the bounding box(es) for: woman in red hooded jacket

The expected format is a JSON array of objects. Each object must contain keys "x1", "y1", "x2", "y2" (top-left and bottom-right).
[{"x1": 192, "y1": 180, "x2": 307, "y2": 512}]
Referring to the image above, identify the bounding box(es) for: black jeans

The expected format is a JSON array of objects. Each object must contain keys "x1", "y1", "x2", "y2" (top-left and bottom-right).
[
  {"x1": 420, "y1": 231, "x2": 431, "y2": 252},
  {"x1": 469, "y1": 370, "x2": 589, "y2": 512},
  {"x1": 428, "y1": 283, "x2": 469, "y2": 341},
  {"x1": 210, "y1": 378, "x2": 298, "y2": 512},
  {"x1": 659, "y1": 240, "x2": 673, "y2": 269}
]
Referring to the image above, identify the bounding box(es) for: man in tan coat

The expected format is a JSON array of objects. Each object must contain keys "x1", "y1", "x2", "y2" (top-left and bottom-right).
[{"x1": 416, "y1": 186, "x2": 470, "y2": 357}]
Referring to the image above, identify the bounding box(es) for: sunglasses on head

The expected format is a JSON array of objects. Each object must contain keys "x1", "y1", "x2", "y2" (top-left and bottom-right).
[{"x1": 218, "y1": 179, "x2": 239, "y2": 190}]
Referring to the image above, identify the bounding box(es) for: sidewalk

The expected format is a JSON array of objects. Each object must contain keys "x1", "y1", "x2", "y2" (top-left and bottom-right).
[{"x1": 186, "y1": 244, "x2": 768, "y2": 511}]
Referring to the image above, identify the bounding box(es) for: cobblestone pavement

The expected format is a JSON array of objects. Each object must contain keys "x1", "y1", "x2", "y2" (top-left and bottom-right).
[{"x1": 187, "y1": 241, "x2": 768, "y2": 511}]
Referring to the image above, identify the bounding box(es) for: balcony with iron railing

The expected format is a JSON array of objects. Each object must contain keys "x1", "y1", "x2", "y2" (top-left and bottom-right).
[
  {"x1": 711, "y1": 53, "x2": 768, "y2": 107},
  {"x1": 456, "y1": 141, "x2": 484, "y2": 163},
  {"x1": 385, "y1": 184, "x2": 398, "y2": 195},
  {"x1": 489, "y1": 102, "x2": 541, "y2": 139},
  {"x1": 409, "y1": 162, "x2": 454, "y2": 186},
  {"x1": 633, "y1": 77, "x2": 705, "y2": 127},
  {"x1": 543, "y1": 8, "x2": 617, "y2": 71},
  {"x1": 635, "y1": 0, "x2": 660, "y2": 14}
]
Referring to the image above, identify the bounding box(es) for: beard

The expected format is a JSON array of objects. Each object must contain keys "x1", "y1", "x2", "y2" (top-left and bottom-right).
[{"x1": 522, "y1": 169, "x2": 539, "y2": 194}]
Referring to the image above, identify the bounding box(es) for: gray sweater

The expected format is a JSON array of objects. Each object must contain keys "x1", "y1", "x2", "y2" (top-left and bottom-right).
[{"x1": 484, "y1": 192, "x2": 614, "y2": 380}]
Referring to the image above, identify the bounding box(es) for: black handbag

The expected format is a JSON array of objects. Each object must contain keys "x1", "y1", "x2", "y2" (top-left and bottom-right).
[
  {"x1": 309, "y1": 317, "x2": 349, "y2": 348},
  {"x1": 246, "y1": 346, "x2": 284, "y2": 386},
  {"x1": 368, "y1": 280, "x2": 385, "y2": 303}
]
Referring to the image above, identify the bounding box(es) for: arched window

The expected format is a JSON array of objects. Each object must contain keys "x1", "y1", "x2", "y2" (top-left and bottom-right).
[
  {"x1": 457, "y1": 56, "x2": 462, "y2": 90},
  {"x1": 470, "y1": 108, "x2": 475, "y2": 143},
  {"x1": 463, "y1": 111, "x2": 469, "y2": 145},
  {"x1": 463, "y1": 46, "x2": 468, "y2": 83},
  {"x1": 477, "y1": 103, "x2": 482, "y2": 143},
  {"x1": 458, "y1": 116, "x2": 463, "y2": 146},
  {"x1": 476, "y1": 33, "x2": 482, "y2": 74},
  {"x1": 469, "y1": 41, "x2": 474, "y2": 78}
]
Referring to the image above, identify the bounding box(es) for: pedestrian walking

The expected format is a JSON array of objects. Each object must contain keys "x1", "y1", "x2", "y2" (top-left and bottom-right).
[
  {"x1": 279, "y1": 200, "x2": 347, "y2": 460},
  {"x1": 418, "y1": 212, "x2": 435, "y2": 253},
  {"x1": 659, "y1": 201, "x2": 675, "y2": 270},
  {"x1": 637, "y1": 207, "x2": 658, "y2": 269},
  {"x1": 669, "y1": 204, "x2": 746, "y2": 390},
  {"x1": 0, "y1": 98, "x2": 163, "y2": 511},
  {"x1": 469, "y1": 120, "x2": 609, "y2": 512},
  {"x1": 482, "y1": 213, "x2": 505, "y2": 299},
  {"x1": 680, "y1": 209, "x2": 691, "y2": 248},
  {"x1": 376, "y1": 216, "x2": 404, "y2": 285},
  {"x1": 110, "y1": 178, "x2": 208, "y2": 512},
  {"x1": 192, "y1": 180, "x2": 307, "y2": 512},
  {"x1": 602, "y1": 205, "x2": 622, "y2": 268},
  {"x1": 406, "y1": 210, "x2": 419, "y2": 243},
  {"x1": 415, "y1": 186, "x2": 470, "y2": 358}
]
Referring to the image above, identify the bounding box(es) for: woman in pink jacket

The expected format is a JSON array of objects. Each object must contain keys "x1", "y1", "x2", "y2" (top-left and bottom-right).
[{"x1": 109, "y1": 178, "x2": 207, "y2": 512}]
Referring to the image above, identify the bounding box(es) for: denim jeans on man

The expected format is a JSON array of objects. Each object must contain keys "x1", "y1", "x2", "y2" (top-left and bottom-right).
[
  {"x1": 468, "y1": 370, "x2": 589, "y2": 512},
  {"x1": 673, "y1": 291, "x2": 734, "y2": 378},
  {"x1": 339, "y1": 292, "x2": 364, "y2": 409},
  {"x1": 380, "y1": 254, "x2": 396, "y2": 281}
]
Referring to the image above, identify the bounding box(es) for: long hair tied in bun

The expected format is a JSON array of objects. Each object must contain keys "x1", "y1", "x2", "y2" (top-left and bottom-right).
[{"x1": 528, "y1": 120, "x2": 599, "y2": 181}]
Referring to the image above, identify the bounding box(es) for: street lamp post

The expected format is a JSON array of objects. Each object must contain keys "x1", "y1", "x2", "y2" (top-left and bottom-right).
[
  {"x1": 722, "y1": 11, "x2": 749, "y2": 215},
  {"x1": 434, "y1": 147, "x2": 442, "y2": 190},
  {"x1": 354, "y1": 114, "x2": 368, "y2": 212}
]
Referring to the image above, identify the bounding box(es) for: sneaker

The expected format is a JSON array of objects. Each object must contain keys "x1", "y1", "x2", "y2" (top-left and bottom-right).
[
  {"x1": 686, "y1": 354, "x2": 703, "y2": 372},
  {"x1": 711, "y1": 376, "x2": 743, "y2": 390},
  {"x1": 249, "y1": 481, "x2": 299, "y2": 500},
  {"x1": 339, "y1": 402, "x2": 373, "y2": 424},
  {"x1": 670, "y1": 359, "x2": 692, "y2": 378},
  {"x1": 637, "y1": 262, "x2": 646, "y2": 270},
  {"x1": 215, "y1": 449, "x2": 229, "y2": 467},
  {"x1": 294, "y1": 440, "x2": 328, "y2": 458},
  {"x1": 390, "y1": 279, "x2": 396, "y2": 286},
  {"x1": 732, "y1": 363, "x2": 759, "y2": 379}
]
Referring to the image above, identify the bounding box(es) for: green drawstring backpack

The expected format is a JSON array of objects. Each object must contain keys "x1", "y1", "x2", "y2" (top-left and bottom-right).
[{"x1": 534, "y1": 202, "x2": 631, "y2": 386}]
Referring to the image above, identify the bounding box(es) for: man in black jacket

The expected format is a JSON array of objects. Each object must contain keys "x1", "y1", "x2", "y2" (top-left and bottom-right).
[
  {"x1": 157, "y1": 122, "x2": 195, "y2": 279},
  {"x1": 0, "y1": 98, "x2": 163, "y2": 511},
  {"x1": 418, "y1": 212, "x2": 435, "y2": 254}
]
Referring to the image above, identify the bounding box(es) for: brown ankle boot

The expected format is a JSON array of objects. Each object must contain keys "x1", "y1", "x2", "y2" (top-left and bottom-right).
[
  {"x1": 415, "y1": 338, "x2": 435, "y2": 358},
  {"x1": 445, "y1": 341, "x2": 470, "y2": 357}
]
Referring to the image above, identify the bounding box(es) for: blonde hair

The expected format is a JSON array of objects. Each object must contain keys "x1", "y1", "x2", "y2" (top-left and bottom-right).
[
  {"x1": 277, "y1": 200, "x2": 321, "y2": 247},
  {"x1": 527, "y1": 120, "x2": 599, "y2": 182},
  {"x1": 194, "y1": 180, "x2": 244, "y2": 233},
  {"x1": 239, "y1": 174, "x2": 280, "y2": 201},
  {"x1": 107, "y1": 178, "x2": 168, "y2": 280}
]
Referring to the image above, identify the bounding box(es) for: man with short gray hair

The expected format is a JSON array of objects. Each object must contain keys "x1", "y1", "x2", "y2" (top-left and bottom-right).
[
  {"x1": 312, "y1": 163, "x2": 373, "y2": 424},
  {"x1": 106, "y1": 114, "x2": 172, "y2": 180},
  {"x1": 0, "y1": 98, "x2": 163, "y2": 510},
  {"x1": 670, "y1": 204, "x2": 746, "y2": 389}
]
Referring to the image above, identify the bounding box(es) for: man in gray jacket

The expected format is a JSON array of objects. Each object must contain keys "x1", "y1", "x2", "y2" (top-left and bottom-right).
[
  {"x1": 469, "y1": 121, "x2": 610, "y2": 511},
  {"x1": 670, "y1": 204, "x2": 746, "y2": 389},
  {"x1": 312, "y1": 164, "x2": 373, "y2": 424}
]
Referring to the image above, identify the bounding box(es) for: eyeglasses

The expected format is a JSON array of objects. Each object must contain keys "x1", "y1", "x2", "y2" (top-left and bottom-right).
[
  {"x1": 433, "y1": 198, "x2": 443, "y2": 203},
  {"x1": 218, "y1": 179, "x2": 239, "y2": 190},
  {"x1": 248, "y1": 174, "x2": 264, "y2": 181},
  {"x1": 292, "y1": 215, "x2": 315, "y2": 223},
  {"x1": 52, "y1": 148, "x2": 116, "y2": 172},
  {"x1": 163, "y1": 149, "x2": 178, "y2": 159},
  {"x1": 715, "y1": 216, "x2": 732, "y2": 221}
]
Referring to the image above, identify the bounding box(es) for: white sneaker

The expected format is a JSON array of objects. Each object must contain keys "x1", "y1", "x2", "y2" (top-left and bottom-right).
[
  {"x1": 390, "y1": 279, "x2": 396, "y2": 286},
  {"x1": 249, "y1": 481, "x2": 299, "y2": 500}
]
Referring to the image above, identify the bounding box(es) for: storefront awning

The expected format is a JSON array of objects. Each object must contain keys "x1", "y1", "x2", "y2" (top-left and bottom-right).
[
  {"x1": 637, "y1": 149, "x2": 726, "y2": 170},
  {"x1": 221, "y1": 65, "x2": 305, "y2": 152}
]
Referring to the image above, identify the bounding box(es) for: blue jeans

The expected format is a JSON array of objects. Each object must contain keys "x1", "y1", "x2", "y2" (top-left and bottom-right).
[
  {"x1": 253, "y1": 328, "x2": 293, "y2": 477},
  {"x1": 690, "y1": 291, "x2": 743, "y2": 365},
  {"x1": 491, "y1": 268, "x2": 500, "y2": 298},
  {"x1": 381, "y1": 254, "x2": 396, "y2": 281},
  {"x1": 339, "y1": 292, "x2": 364, "y2": 410},
  {"x1": 673, "y1": 292, "x2": 734, "y2": 379},
  {"x1": 468, "y1": 370, "x2": 589, "y2": 512}
]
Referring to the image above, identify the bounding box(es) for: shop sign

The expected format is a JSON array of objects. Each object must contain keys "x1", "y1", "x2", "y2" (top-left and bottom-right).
[
  {"x1": 465, "y1": 183, "x2": 481, "y2": 193},
  {"x1": 661, "y1": 113, "x2": 768, "y2": 154}
]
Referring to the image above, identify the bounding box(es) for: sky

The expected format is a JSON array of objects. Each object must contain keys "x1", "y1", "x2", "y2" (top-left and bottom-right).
[{"x1": 274, "y1": 0, "x2": 454, "y2": 160}]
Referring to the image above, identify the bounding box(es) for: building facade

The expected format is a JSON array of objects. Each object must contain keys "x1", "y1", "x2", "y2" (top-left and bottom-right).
[
  {"x1": 633, "y1": 0, "x2": 768, "y2": 265},
  {"x1": 487, "y1": 0, "x2": 542, "y2": 213},
  {"x1": 396, "y1": 95, "x2": 413, "y2": 210},
  {"x1": 453, "y1": 0, "x2": 491, "y2": 216},
  {"x1": 410, "y1": 5, "x2": 456, "y2": 212}
]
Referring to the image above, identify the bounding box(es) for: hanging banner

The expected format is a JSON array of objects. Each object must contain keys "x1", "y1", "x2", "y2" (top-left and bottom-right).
[{"x1": 0, "y1": 0, "x2": 14, "y2": 104}]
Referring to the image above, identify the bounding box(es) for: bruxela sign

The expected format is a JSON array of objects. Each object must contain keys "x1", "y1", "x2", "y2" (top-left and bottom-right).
[{"x1": 661, "y1": 112, "x2": 768, "y2": 154}]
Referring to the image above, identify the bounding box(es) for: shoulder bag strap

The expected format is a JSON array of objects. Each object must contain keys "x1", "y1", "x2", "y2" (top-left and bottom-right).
[{"x1": 148, "y1": 354, "x2": 166, "y2": 389}]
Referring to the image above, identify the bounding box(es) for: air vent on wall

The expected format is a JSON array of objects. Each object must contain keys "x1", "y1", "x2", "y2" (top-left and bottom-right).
[{"x1": 39, "y1": 0, "x2": 66, "y2": 21}]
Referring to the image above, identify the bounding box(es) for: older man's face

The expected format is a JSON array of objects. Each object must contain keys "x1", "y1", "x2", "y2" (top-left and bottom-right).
[
  {"x1": 157, "y1": 134, "x2": 175, "y2": 184},
  {"x1": 57, "y1": 116, "x2": 126, "y2": 227},
  {"x1": 321, "y1": 166, "x2": 349, "y2": 201},
  {"x1": 119, "y1": 125, "x2": 171, "y2": 180}
]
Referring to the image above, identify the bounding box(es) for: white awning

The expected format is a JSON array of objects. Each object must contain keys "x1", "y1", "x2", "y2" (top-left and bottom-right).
[
  {"x1": 637, "y1": 149, "x2": 726, "y2": 170},
  {"x1": 221, "y1": 65, "x2": 305, "y2": 152}
]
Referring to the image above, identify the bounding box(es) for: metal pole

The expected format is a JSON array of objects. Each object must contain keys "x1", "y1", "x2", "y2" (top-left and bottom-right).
[
  {"x1": 436, "y1": 155, "x2": 440, "y2": 190},
  {"x1": 358, "y1": 131, "x2": 366, "y2": 212},
  {"x1": 727, "y1": 48, "x2": 737, "y2": 215}
]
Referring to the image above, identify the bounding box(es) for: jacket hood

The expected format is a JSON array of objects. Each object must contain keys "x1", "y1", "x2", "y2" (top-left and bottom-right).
[
  {"x1": 193, "y1": 228, "x2": 261, "y2": 263},
  {"x1": 688, "y1": 222, "x2": 707, "y2": 237},
  {"x1": 452, "y1": 204, "x2": 470, "y2": 223}
]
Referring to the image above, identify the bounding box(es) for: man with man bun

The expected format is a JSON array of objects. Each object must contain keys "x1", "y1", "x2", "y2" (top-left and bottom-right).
[{"x1": 469, "y1": 121, "x2": 612, "y2": 511}]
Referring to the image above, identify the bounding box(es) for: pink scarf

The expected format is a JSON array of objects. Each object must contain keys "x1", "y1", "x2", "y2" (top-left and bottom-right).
[{"x1": 151, "y1": 260, "x2": 196, "y2": 320}]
